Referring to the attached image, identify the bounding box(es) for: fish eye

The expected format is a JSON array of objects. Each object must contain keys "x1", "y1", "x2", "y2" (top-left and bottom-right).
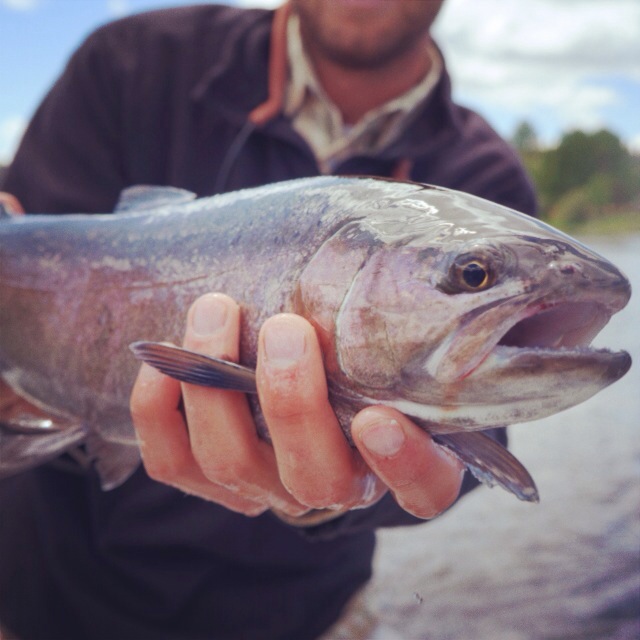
[
  {"x1": 438, "y1": 249, "x2": 501, "y2": 294},
  {"x1": 461, "y1": 261, "x2": 489, "y2": 289}
]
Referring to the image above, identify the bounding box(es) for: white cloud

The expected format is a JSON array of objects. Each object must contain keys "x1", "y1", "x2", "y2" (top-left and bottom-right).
[
  {"x1": 1, "y1": 0, "x2": 41, "y2": 9},
  {"x1": 433, "y1": 0, "x2": 640, "y2": 142},
  {"x1": 628, "y1": 133, "x2": 640, "y2": 154},
  {"x1": 0, "y1": 116, "x2": 28, "y2": 165},
  {"x1": 106, "y1": 0, "x2": 130, "y2": 17},
  {"x1": 234, "y1": 0, "x2": 279, "y2": 7},
  {"x1": 435, "y1": 0, "x2": 640, "y2": 71}
]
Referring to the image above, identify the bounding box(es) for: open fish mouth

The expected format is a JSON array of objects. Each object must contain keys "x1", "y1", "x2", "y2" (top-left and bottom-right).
[
  {"x1": 497, "y1": 301, "x2": 612, "y2": 353},
  {"x1": 478, "y1": 299, "x2": 633, "y2": 387},
  {"x1": 430, "y1": 294, "x2": 631, "y2": 387},
  {"x1": 394, "y1": 297, "x2": 631, "y2": 431},
  {"x1": 453, "y1": 299, "x2": 633, "y2": 423}
]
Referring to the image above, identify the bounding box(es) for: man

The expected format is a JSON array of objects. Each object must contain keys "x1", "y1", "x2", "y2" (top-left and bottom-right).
[{"x1": 0, "y1": 2, "x2": 536, "y2": 639}]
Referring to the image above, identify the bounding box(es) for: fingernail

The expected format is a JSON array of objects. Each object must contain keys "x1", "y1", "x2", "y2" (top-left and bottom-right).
[
  {"x1": 191, "y1": 294, "x2": 228, "y2": 336},
  {"x1": 263, "y1": 319, "x2": 306, "y2": 366},
  {"x1": 359, "y1": 416, "x2": 406, "y2": 457}
]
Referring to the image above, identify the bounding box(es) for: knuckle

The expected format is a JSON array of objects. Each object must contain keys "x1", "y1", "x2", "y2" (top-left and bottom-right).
[
  {"x1": 278, "y1": 504, "x2": 312, "y2": 518},
  {"x1": 243, "y1": 505, "x2": 269, "y2": 518},
  {"x1": 143, "y1": 453, "x2": 188, "y2": 484},
  {"x1": 269, "y1": 403, "x2": 308, "y2": 423},
  {"x1": 208, "y1": 493, "x2": 268, "y2": 518},
  {"x1": 197, "y1": 454, "x2": 254, "y2": 489},
  {"x1": 129, "y1": 393, "x2": 153, "y2": 425},
  {"x1": 265, "y1": 388, "x2": 313, "y2": 423},
  {"x1": 130, "y1": 371, "x2": 177, "y2": 425},
  {"x1": 289, "y1": 476, "x2": 355, "y2": 510},
  {"x1": 259, "y1": 372, "x2": 322, "y2": 423}
]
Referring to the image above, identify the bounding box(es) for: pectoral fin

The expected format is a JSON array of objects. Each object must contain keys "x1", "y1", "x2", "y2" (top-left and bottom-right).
[
  {"x1": 130, "y1": 341, "x2": 258, "y2": 393},
  {"x1": 434, "y1": 431, "x2": 539, "y2": 503}
]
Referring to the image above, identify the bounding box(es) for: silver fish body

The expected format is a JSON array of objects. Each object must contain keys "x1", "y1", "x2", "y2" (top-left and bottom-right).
[{"x1": 0, "y1": 177, "x2": 631, "y2": 495}]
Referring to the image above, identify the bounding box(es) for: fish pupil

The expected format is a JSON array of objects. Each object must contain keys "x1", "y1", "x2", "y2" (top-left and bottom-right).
[{"x1": 462, "y1": 262, "x2": 488, "y2": 288}]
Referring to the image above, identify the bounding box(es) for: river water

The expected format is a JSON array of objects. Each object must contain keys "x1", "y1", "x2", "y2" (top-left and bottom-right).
[{"x1": 326, "y1": 234, "x2": 640, "y2": 640}]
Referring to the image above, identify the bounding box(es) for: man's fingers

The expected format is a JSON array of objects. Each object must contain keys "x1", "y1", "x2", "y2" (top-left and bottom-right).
[
  {"x1": 130, "y1": 360, "x2": 267, "y2": 515},
  {"x1": 351, "y1": 407, "x2": 465, "y2": 519},
  {"x1": 181, "y1": 293, "x2": 256, "y2": 460},
  {"x1": 257, "y1": 314, "x2": 371, "y2": 510},
  {"x1": 131, "y1": 360, "x2": 190, "y2": 480},
  {"x1": 131, "y1": 296, "x2": 460, "y2": 521},
  {"x1": 180, "y1": 294, "x2": 308, "y2": 516}
]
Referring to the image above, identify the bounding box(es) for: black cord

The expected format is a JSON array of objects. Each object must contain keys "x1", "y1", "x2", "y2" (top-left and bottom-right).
[{"x1": 214, "y1": 120, "x2": 257, "y2": 194}]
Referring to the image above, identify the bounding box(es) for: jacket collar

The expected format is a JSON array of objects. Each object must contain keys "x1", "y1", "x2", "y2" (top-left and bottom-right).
[{"x1": 190, "y1": 4, "x2": 289, "y2": 126}]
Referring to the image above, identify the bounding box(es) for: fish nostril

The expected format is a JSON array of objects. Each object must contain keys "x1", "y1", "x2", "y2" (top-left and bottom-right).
[{"x1": 549, "y1": 260, "x2": 581, "y2": 276}]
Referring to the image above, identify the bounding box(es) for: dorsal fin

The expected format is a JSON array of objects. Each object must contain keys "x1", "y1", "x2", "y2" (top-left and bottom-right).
[{"x1": 114, "y1": 185, "x2": 197, "y2": 213}]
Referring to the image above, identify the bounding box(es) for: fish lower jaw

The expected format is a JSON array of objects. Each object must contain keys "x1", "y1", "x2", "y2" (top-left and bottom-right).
[
  {"x1": 362, "y1": 396, "x2": 497, "y2": 433},
  {"x1": 469, "y1": 344, "x2": 632, "y2": 404},
  {"x1": 487, "y1": 343, "x2": 632, "y2": 370},
  {"x1": 359, "y1": 344, "x2": 631, "y2": 430}
]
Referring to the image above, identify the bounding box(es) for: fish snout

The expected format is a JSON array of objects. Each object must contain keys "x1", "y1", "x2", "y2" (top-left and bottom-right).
[{"x1": 547, "y1": 253, "x2": 632, "y2": 313}]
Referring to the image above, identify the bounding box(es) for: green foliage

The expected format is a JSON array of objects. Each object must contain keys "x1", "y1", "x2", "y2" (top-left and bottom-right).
[
  {"x1": 514, "y1": 125, "x2": 640, "y2": 231},
  {"x1": 512, "y1": 121, "x2": 538, "y2": 153},
  {"x1": 548, "y1": 187, "x2": 597, "y2": 226}
]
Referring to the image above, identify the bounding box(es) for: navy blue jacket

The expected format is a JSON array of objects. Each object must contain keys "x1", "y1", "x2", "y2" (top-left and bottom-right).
[{"x1": 0, "y1": 5, "x2": 536, "y2": 640}]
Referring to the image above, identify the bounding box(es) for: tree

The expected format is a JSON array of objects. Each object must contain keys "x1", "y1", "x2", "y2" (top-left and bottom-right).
[
  {"x1": 512, "y1": 121, "x2": 538, "y2": 153},
  {"x1": 534, "y1": 129, "x2": 638, "y2": 211}
]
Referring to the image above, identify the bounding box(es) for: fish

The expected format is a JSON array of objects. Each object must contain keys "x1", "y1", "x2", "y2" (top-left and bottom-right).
[{"x1": 0, "y1": 176, "x2": 632, "y2": 501}]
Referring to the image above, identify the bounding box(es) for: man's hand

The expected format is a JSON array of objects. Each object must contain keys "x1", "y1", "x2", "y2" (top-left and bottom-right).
[
  {"x1": 130, "y1": 293, "x2": 464, "y2": 522},
  {"x1": 0, "y1": 192, "x2": 25, "y2": 215}
]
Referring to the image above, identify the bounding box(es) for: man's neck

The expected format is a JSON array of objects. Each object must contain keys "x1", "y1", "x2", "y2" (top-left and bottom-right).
[{"x1": 307, "y1": 39, "x2": 433, "y2": 125}]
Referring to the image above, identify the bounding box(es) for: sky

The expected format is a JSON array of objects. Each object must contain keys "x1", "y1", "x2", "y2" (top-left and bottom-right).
[{"x1": 1, "y1": 0, "x2": 639, "y2": 164}]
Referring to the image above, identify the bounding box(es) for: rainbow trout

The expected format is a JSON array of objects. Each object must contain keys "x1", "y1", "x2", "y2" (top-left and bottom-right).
[{"x1": 0, "y1": 177, "x2": 631, "y2": 501}]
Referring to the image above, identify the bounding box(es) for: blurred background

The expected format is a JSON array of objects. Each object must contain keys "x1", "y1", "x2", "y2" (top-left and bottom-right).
[
  {"x1": 1, "y1": 0, "x2": 639, "y2": 233},
  {"x1": 2, "y1": 1, "x2": 638, "y2": 639}
]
